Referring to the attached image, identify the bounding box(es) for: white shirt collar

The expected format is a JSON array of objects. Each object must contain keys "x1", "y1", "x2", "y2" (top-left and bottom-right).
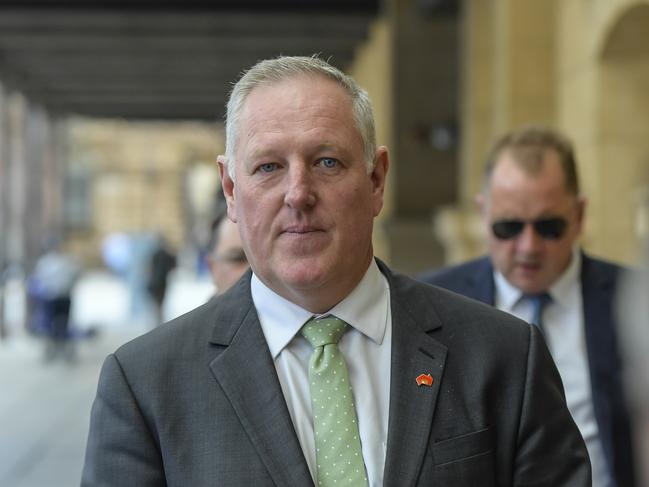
[
  {"x1": 547, "y1": 246, "x2": 581, "y2": 308},
  {"x1": 495, "y1": 246, "x2": 582, "y2": 311},
  {"x1": 251, "y1": 259, "x2": 389, "y2": 359}
]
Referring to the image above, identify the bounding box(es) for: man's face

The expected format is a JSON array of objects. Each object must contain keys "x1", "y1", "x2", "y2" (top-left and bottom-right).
[
  {"x1": 219, "y1": 75, "x2": 388, "y2": 312},
  {"x1": 208, "y1": 218, "x2": 248, "y2": 294},
  {"x1": 480, "y1": 149, "x2": 584, "y2": 294}
]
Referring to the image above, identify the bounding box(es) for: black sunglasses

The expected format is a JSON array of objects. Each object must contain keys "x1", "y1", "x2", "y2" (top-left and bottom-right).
[{"x1": 491, "y1": 217, "x2": 568, "y2": 240}]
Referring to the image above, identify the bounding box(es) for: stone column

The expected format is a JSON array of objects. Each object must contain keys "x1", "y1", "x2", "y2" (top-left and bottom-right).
[
  {"x1": 6, "y1": 93, "x2": 27, "y2": 268},
  {"x1": 2, "y1": 92, "x2": 28, "y2": 336},
  {"x1": 374, "y1": 0, "x2": 461, "y2": 275},
  {"x1": 0, "y1": 83, "x2": 7, "y2": 338},
  {"x1": 437, "y1": 0, "x2": 558, "y2": 265},
  {"x1": 23, "y1": 103, "x2": 50, "y2": 272}
]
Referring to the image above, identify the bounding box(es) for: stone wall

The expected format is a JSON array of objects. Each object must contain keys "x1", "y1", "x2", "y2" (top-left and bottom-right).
[
  {"x1": 65, "y1": 119, "x2": 221, "y2": 266},
  {"x1": 442, "y1": 0, "x2": 649, "y2": 266}
]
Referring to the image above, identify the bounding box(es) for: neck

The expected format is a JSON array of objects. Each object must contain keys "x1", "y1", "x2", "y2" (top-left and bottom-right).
[{"x1": 260, "y1": 255, "x2": 374, "y2": 314}]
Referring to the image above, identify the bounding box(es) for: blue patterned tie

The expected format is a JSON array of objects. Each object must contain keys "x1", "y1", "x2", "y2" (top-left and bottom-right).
[{"x1": 527, "y1": 292, "x2": 552, "y2": 333}]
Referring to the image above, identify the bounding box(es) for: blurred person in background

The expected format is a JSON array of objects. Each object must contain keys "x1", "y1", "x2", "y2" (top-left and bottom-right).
[
  {"x1": 419, "y1": 125, "x2": 636, "y2": 487},
  {"x1": 146, "y1": 234, "x2": 176, "y2": 325},
  {"x1": 617, "y1": 227, "x2": 649, "y2": 486},
  {"x1": 206, "y1": 211, "x2": 248, "y2": 294},
  {"x1": 31, "y1": 239, "x2": 82, "y2": 362}
]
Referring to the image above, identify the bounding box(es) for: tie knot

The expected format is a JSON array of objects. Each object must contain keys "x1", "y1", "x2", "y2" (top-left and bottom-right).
[
  {"x1": 301, "y1": 315, "x2": 348, "y2": 348},
  {"x1": 524, "y1": 292, "x2": 552, "y2": 328},
  {"x1": 525, "y1": 292, "x2": 552, "y2": 308}
]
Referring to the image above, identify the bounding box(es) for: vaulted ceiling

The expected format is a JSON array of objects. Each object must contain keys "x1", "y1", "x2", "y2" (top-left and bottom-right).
[{"x1": 0, "y1": 1, "x2": 380, "y2": 120}]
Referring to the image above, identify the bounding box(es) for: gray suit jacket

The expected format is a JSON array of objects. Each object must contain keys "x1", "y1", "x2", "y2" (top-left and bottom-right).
[{"x1": 82, "y1": 261, "x2": 590, "y2": 486}]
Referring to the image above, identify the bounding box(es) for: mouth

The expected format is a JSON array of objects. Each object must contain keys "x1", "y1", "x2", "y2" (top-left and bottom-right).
[
  {"x1": 515, "y1": 260, "x2": 542, "y2": 272},
  {"x1": 279, "y1": 226, "x2": 328, "y2": 252},
  {"x1": 282, "y1": 225, "x2": 323, "y2": 235}
]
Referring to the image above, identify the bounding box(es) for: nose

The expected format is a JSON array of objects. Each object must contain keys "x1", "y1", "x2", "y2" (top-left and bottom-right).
[
  {"x1": 515, "y1": 222, "x2": 543, "y2": 254},
  {"x1": 284, "y1": 164, "x2": 316, "y2": 209}
]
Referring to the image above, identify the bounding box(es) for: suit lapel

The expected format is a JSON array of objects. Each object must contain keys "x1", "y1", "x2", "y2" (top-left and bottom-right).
[
  {"x1": 580, "y1": 254, "x2": 617, "y2": 470},
  {"x1": 208, "y1": 279, "x2": 314, "y2": 487},
  {"x1": 380, "y1": 264, "x2": 448, "y2": 486}
]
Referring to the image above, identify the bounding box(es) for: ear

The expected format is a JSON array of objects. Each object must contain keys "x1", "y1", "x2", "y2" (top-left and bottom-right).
[
  {"x1": 370, "y1": 146, "x2": 390, "y2": 217},
  {"x1": 206, "y1": 255, "x2": 217, "y2": 277},
  {"x1": 217, "y1": 155, "x2": 237, "y2": 223},
  {"x1": 474, "y1": 191, "x2": 492, "y2": 236},
  {"x1": 474, "y1": 192, "x2": 485, "y2": 213},
  {"x1": 575, "y1": 195, "x2": 587, "y2": 234}
]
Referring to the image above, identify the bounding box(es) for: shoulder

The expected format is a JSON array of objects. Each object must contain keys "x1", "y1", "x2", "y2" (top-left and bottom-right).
[
  {"x1": 387, "y1": 266, "x2": 539, "y2": 398},
  {"x1": 582, "y1": 252, "x2": 623, "y2": 270},
  {"x1": 115, "y1": 273, "x2": 253, "y2": 366},
  {"x1": 114, "y1": 297, "x2": 221, "y2": 367},
  {"x1": 580, "y1": 252, "x2": 629, "y2": 287},
  {"x1": 417, "y1": 256, "x2": 492, "y2": 288},
  {"x1": 385, "y1": 262, "x2": 529, "y2": 341}
]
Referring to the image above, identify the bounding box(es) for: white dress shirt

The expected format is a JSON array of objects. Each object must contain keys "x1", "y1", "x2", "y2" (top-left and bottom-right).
[
  {"x1": 252, "y1": 259, "x2": 392, "y2": 487},
  {"x1": 494, "y1": 248, "x2": 613, "y2": 487}
]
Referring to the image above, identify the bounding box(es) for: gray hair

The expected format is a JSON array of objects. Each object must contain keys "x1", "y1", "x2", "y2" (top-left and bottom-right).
[{"x1": 224, "y1": 55, "x2": 377, "y2": 179}]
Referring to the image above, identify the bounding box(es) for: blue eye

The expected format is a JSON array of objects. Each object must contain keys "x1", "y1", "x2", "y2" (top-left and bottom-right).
[
  {"x1": 259, "y1": 163, "x2": 277, "y2": 173},
  {"x1": 319, "y1": 158, "x2": 338, "y2": 168}
]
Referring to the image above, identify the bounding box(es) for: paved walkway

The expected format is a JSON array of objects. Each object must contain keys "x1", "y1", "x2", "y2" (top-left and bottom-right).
[
  {"x1": 0, "y1": 328, "x2": 143, "y2": 487},
  {"x1": 0, "y1": 269, "x2": 213, "y2": 487}
]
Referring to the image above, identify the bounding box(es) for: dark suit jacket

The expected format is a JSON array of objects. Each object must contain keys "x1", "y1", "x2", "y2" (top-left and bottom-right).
[
  {"x1": 82, "y1": 261, "x2": 590, "y2": 486},
  {"x1": 419, "y1": 253, "x2": 635, "y2": 487}
]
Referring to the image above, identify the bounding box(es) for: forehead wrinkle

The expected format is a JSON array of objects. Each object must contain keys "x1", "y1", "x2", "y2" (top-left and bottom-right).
[
  {"x1": 241, "y1": 117, "x2": 357, "y2": 158},
  {"x1": 247, "y1": 109, "x2": 352, "y2": 129},
  {"x1": 488, "y1": 190, "x2": 578, "y2": 220},
  {"x1": 242, "y1": 82, "x2": 355, "y2": 126},
  {"x1": 241, "y1": 110, "x2": 350, "y2": 141},
  {"x1": 236, "y1": 78, "x2": 362, "y2": 163}
]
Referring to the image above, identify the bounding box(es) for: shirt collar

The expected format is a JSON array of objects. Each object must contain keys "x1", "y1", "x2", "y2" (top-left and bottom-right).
[
  {"x1": 251, "y1": 259, "x2": 389, "y2": 359},
  {"x1": 548, "y1": 246, "x2": 581, "y2": 307},
  {"x1": 494, "y1": 270, "x2": 521, "y2": 312},
  {"x1": 494, "y1": 246, "x2": 581, "y2": 311}
]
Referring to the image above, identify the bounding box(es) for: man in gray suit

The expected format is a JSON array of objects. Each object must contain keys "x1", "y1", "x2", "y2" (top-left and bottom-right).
[{"x1": 82, "y1": 56, "x2": 590, "y2": 486}]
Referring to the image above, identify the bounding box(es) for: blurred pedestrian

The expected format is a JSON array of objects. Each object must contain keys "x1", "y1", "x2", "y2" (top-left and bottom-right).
[
  {"x1": 31, "y1": 241, "x2": 81, "y2": 362},
  {"x1": 146, "y1": 235, "x2": 176, "y2": 325},
  {"x1": 617, "y1": 231, "x2": 649, "y2": 485}
]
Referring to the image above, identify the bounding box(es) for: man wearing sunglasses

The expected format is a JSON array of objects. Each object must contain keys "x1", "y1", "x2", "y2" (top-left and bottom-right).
[{"x1": 419, "y1": 126, "x2": 636, "y2": 487}]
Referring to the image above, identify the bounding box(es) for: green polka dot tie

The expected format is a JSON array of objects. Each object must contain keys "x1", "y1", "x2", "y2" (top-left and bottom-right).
[{"x1": 301, "y1": 315, "x2": 368, "y2": 487}]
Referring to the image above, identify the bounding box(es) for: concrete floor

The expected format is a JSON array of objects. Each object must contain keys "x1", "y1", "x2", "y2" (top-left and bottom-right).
[
  {"x1": 0, "y1": 329, "x2": 143, "y2": 487},
  {"x1": 0, "y1": 269, "x2": 213, "y2": 487}
]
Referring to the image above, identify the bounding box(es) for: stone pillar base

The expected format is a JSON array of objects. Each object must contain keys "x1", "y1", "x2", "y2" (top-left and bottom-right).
[{"x1": 433, "y1": 205, "x2": 485, "y2": 265}]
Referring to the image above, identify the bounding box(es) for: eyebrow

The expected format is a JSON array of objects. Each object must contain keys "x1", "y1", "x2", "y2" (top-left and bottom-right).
[
  {"x1": 245, "y1": 142, "x2": 347, "y2": 162},
  {"x1": 313, "y1": 143, "x2": 340, "y2": 152}
]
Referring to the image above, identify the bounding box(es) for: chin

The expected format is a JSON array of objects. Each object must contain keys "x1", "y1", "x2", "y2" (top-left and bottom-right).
[
  {"x1": 516, "y1": 281, "x2": 548, "y2": 295},
  {"x1": 284, "y1": 271, "x2": 328, "y2": 290},
  {"x1": 277, "y1": 260, "x2": 329, "y2": 288}
]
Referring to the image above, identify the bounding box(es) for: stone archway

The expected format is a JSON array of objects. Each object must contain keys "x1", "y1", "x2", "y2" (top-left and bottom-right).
[{"x1": 596, "y1": 3, "x2": 649, "y2": 263}]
